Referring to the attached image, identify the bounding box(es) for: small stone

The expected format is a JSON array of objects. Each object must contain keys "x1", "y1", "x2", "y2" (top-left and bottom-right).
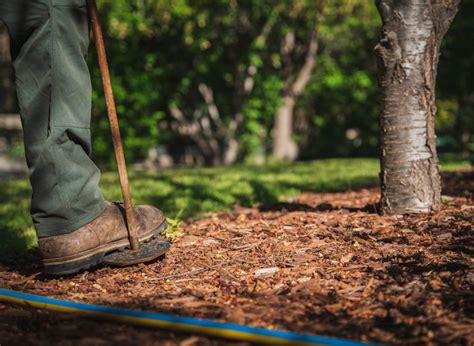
[
  {"x1": 203, "y1": 238, "x2": 220, "y2": 246},
  {"x1": 92, "y1": 283, "x2": 106, "y2": 292},
  {"x1": 273, "y1": 283, "x2": 285, "y2": 290},
  {"x1": 341, "y1": 253, "x2": 354, "y2": 264},
  {"x1": 297, "y1": 276, "x2": 312, "y2": 283},
  {"x1": 254, "y1": 267, "x2": 279, "y2": 279},
  {"x1": 437, "y1": 232, "x2": 453, "y2": 241}
]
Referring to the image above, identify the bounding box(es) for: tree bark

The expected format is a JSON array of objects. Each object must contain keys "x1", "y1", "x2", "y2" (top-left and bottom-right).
[
  {"x1": 273, "y1": 95, "x2": 298, "y2": 160},
  {"x1": 375, "y1": 0, "x2": 459, "y2": 214},
  {"x1": 272, "y1": 31, "x2": 318, "y2": 161}
]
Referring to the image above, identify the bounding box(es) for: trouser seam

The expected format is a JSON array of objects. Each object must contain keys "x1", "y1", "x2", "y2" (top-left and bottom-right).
[{"x1": 48, "y1": 0, "x2": 72, "y2": 217}]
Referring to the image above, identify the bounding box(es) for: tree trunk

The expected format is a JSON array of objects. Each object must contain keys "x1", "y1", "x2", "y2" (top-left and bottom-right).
[
  {"x1": 272, "y1": 95, "x2": 298, "y2": 160},
  {"x1": 223, "y1": 138, "x2": 239, "y2": 165},
  {"x1": 375, "y1": 0, "x2": 459, "y2": 214},
  {"x1": 272, "y1": 31, "x2": 318, "y2": 161},
  {"x1": 0, "y1": 25, "x2": 16, "y2": 113}
]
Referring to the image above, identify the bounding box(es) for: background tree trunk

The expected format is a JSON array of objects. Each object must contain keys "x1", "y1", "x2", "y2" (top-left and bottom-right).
[
  {"x1": 273, "y1": 95, "x2": 298, "y2": 160},
  {"x1": 375, "y1": 0, "x2": 459, "y2": 214},
  {"x1": 0, "y1": 25, "x2": 16, "y2": 113},
  {"x1": 272, "y1": 31, "x2": 318, "y2": 161}
]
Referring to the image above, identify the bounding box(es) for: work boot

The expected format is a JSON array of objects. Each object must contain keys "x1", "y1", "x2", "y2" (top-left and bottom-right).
[{"x1": 38, "y1": 202, "x2": 169, "y2": 275}]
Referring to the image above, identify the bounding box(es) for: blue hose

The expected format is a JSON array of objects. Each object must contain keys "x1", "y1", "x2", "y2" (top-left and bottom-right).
[{"x1": 0, "y1": 288, "x2": 373, "y2": 345}]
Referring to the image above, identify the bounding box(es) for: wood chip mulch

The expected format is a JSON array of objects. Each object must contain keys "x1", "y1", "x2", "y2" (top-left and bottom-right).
[{"x1": 1, "y1": 170, "x2": 473, "y2": 345}]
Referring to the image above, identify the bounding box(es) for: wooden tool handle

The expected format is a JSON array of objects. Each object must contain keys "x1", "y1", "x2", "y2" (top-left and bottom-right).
[{"x1": 87, "y1": 0, "x2": 139, "y2": 250}]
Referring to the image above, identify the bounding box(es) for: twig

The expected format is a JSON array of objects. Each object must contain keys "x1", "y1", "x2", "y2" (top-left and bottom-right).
[
  {"x1": 326, "y1": 264, "x2": 368, "y2": 273},
  {"x1": 142, "y1": 259, "x2": 234, "y2": 283},
  {"x1": 229, "y1": 241, "x2": 262, "y2": 251},
  {"x1": 232, "y1": 258, "x2": 260, "y2": 265},
  {"x1": 14, "y1": 272, "x2": 41, "y2": 291}
]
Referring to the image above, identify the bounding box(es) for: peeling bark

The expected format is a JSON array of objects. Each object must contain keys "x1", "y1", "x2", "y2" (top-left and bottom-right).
[{"x1": 375, "y1": 0, "x2": 459, "y2": 214}]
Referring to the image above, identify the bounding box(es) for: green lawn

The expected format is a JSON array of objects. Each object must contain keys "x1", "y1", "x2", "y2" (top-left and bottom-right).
[{"x1": 0, "y1": 157, "x2": 470, "y2": 258}]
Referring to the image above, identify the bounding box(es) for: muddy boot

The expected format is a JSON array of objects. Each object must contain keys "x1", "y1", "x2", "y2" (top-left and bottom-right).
[{"x1": 38, "y1": 203, "x2": 169, "y2": 275}]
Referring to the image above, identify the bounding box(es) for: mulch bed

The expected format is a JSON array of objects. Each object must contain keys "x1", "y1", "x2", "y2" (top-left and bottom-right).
[{"x1": 1, "y1": 170, "x2": 473, "y2": 345}]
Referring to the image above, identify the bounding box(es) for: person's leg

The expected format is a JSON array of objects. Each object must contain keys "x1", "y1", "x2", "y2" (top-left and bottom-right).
[
  {"x1": 1, "y1": 0, "x2": 169, "y2": 275},
  {"x1": 0, "y1": 0, "x2": 106, "y2": 236}
]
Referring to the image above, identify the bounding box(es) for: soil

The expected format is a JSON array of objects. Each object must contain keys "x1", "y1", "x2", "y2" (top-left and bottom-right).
[{"x1": 1, "y1": 170, "x2": 473, "y2": 345}]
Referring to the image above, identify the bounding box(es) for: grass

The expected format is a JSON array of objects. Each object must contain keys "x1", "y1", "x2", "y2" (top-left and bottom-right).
[{"x1": 0, "y1": 157, "x2": 470, "y2": 258}]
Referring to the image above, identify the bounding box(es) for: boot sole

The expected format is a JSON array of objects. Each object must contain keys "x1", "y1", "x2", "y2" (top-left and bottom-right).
[{"x1": 42, "y1": 220, "x2": 168, "y2": 276}]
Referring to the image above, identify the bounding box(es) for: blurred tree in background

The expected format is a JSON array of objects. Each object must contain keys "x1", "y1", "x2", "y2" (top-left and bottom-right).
[
  {"x1": 92, "y1": 0, "x2": 327, "y2": 166},
  {"x1": 296, "y1": 2, "x2": 380, "y2": 160},
  {"x1": 437, "y1": 0, "x2": 474, "y2": 157},
  {"x1": 2, "y1": 1, "x2": 470, "y2": 167}
]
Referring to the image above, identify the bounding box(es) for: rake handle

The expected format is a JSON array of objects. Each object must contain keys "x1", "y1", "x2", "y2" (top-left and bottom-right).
[{"x1": 87, "y1": 0, "x2": 139, "y2": 251}]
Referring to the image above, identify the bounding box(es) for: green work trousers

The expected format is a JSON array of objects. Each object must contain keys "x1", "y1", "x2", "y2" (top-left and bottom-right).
[{"x1": 0, "y1": 0, "x2": 106, "y2": 237}]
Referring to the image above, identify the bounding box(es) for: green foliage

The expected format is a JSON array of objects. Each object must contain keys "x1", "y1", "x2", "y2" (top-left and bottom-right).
[
  {"x1": 436, "y1": 99, "x2": 458, "y2": 128},
  {"x1": 1, "y1": 157, "x2": 469, "y2": 259},
  {"x1": 87, "y1": 1, "x2": 350, "y2": 165},
  {"x1": 86, "y1": 1, "x2": 471, "y2": 166},
  {"x1": 0, "y1": 180, "x2": 38, "y2": 258},
  {"x1": 437, "y1": 1, "x2": 474, "y2": 154},
  {"x1": 300, "y1": 2, "x2": 381, "y2": 159},
  {"x1": 240, "y1": 75, "x2": 282, "y2": 160},
  {"x1": 163, "y1": 214, "x2": 184, "y2": 240}
]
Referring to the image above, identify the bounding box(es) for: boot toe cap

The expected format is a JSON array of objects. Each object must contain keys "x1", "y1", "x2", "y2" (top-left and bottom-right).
[{"x1": 136, "y1": 205, "x2": 166, "y2": 235}]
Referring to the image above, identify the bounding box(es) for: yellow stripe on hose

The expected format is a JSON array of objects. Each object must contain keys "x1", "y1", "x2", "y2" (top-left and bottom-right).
[{"x1": 0, "y1": 294, "x2": 322, "y2": 346}]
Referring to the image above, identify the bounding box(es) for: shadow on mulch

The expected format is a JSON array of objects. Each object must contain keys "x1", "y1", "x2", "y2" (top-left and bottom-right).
[
  {"x1": 259, "y1": 170, "x2": 473, "y2": 215},
  {"x1": 259, "y1": 201, "x2": 380, "y2": 214},
  {"x1": 0, "y1": 305, "x2": 244, "y2": 346},
  {"x1": 0, "y1": 249, "x2": 43, "y2": 276},
  {"x1": 1, "y1": 169, "x2": 473, "y2": 345},
  {"x1": 441, "y1": 170, "x2": 474, "y2": 199},
  {"x1": 3, "y1": 169, "x2": 472, "y2": 279},
  {"x1": 380, "y1": 209, "x2": 474, "y2": 315}
]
